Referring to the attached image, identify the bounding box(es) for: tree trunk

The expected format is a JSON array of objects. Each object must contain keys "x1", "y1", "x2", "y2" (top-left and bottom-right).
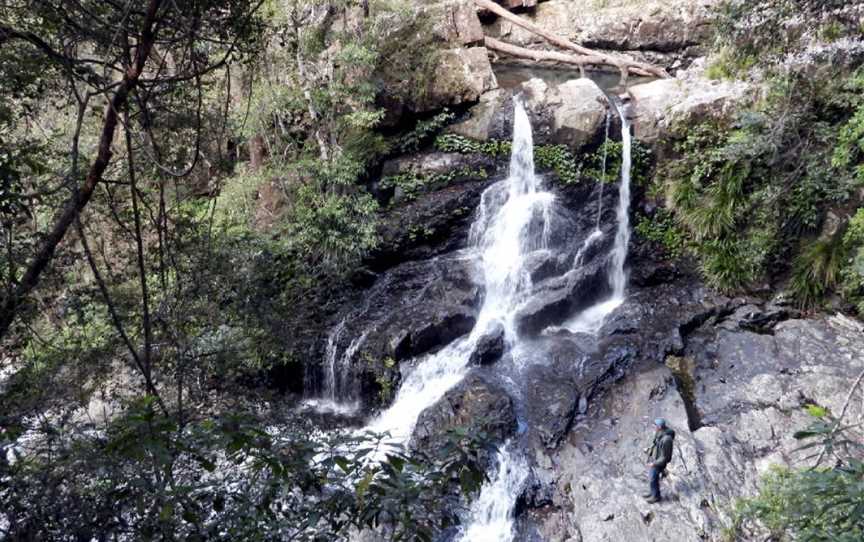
[
  {"x1": 249, "y1": 134, "x2": 266, "y2": 171},
  {"x1": 472, "y1": 0, "x2": 669, "y2": 79}
]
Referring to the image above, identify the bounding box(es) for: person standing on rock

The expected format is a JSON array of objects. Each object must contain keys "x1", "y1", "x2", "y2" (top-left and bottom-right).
[{"x1": 644, "y1": 418, "x2": 675, "y2": 503}]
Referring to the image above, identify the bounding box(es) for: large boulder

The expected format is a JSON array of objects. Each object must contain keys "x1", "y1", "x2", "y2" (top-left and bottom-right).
[
  {"x1": 412, "y1": 372, "x2": 518, "y2": 456},
  {"x1": 551, "y1": 79, "x2": 611, "y2": 147},
  {"x1": 448, "y1": 77, "x2": 609, "y2": 148},
  {"x1": 628, "y1": 59, "x2": 752, "y2": 143},
  {"x1": 469, "y1": 322, "x2": 506, "y2": 365},
  {"x1": 423, "y1": 47, "x2": 499, "y2": 111}
]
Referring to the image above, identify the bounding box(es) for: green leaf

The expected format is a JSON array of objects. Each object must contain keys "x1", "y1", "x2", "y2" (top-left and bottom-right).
[
  {"x1": 334, "y1": 455, "x2": 352, "y2": 474},
  {"x1": 159, "y1": 503, "x2": 174, "y2": 522},
  {"x1": 356, "y1": 471, "x2": 374, "y2": 500},
  {"x1": 806, "y1": 404, "x2": 829, "y2": 418}
]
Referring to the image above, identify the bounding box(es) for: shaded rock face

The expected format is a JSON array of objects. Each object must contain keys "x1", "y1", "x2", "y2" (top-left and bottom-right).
[
  {"x1": 375, "y1": 2, "x2": 497, "y2": 124},
  {"x1": 430, "y1": 0, "x2": 486, "y2": 46},
  {"x1": 413, "y1": 372, "x2": 517, "y2": 459},
  {"x1": 448, "y1": 77, "x2": 609, "y2": 148},
  {"x1": 371, "y1": 153, "x2": 500, "y2": 270}
]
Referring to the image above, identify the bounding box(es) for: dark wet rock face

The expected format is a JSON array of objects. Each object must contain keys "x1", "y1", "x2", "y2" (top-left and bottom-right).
[
  {"x1": 412, "y1": 372, "x2": 517, "y2": 460},
  {"x1": 470, "y1": 322, "x2": 506, "y2": 366},
  {"x1": 320, "y1": 252, "x2": 482, "y2": 408},
  {"x1": 371, "y1": 154, "x2": 500, "y2": 271},
  {"x1": 515, "y1": 254, "x2": 613, "y2": 337},
  {"x1": 324, "y1": 157, "x2": 622, "y2": 412}
]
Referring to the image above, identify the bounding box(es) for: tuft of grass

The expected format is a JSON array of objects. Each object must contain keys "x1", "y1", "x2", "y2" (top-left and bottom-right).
[{"x1": 789, "y1": 233, "x2": 847, "y2": 309}]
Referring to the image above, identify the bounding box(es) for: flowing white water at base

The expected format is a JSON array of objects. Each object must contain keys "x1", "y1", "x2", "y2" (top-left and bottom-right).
[
  {"x1": 299, "y1": 398, "x2": 361, "y2": 417},
  {"x1": 457, "y1": 444, "x2": 528, "y2": 542},
  {"x1": 307, "y1": 317, "x2": 369, "y2": 415},
  {"x1": 565, "y1": 297, "x2": 623, "y2": 335},
  {"x1": 365, "y1": 337, "x2": 473, "y2": 440}
]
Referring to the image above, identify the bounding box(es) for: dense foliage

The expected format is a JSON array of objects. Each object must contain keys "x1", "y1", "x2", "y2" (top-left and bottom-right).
[
  {"x1": 647, "y1": 1, "x2": 864, "y2": 307},
  {"x1": 0, "y1": 1, "x2": 488, "y2": 539},
  {"x1": 1, "y1": 402, "x2": 488, "y2": 540}
]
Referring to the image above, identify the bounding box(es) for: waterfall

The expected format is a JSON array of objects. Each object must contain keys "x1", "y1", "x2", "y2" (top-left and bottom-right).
[
  {"x1": 323, "y1": 318, "x2": 347, "y2": 402},
  {"x1": 303, "y1": 318, "x2": 364, "y2": 416},
  {"x1": 347, "y1": 95, "x2": 635, "y2": 538},
  {"x1": 564, "y1": 98, "x2": 632, "y2": 334},
  {"x1": 595, "y1": 110, "x2": 611, "y2": 233},
  {"x1": 609, "y1": 99, "x2": 632, "y2": 299},
  {"x1": 461, "y1": 95, "x2": 635, "y2": 540},
  {"x1": 366, "y1": 100, "x2": 554, "y2": 442}
]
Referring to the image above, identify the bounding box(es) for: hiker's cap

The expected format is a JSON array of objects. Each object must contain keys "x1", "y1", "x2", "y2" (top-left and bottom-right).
[{"x1": 654, "y1": 418, "x2": 667, "y2": 428}]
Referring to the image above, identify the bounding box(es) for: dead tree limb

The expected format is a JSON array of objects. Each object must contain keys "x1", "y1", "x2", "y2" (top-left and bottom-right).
[
  {"x1": 484, "y1": 37, "x2": 606, "y2": 77},
  {"x1": 0, "y1": 0, "x2": 164, "y2": 341},
  {"x1": 473, "y1": 0, "x2": 669, "y2": 80}
]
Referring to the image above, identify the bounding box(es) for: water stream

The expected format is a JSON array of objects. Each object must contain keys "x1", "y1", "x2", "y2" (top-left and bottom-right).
[{"x1": 457, "y1": 443, "x2": 529, "y2": 542}]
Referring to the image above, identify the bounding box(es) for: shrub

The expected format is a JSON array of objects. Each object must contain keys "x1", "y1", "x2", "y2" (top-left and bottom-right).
[
  {"x1": 789, "y1": 234, "x2": 847, "y2": 309},
  {"x1": 729, "y1": 405, "x2": 864, "y2": 541}
]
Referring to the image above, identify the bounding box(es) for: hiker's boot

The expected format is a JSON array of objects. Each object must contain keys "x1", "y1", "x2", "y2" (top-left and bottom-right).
[
  {"x1": 644, "y1": 495, "x2": 661, "y2": 504},
  {"x1": 641, "y1": 493, "x2": 653, "y2": 498}
]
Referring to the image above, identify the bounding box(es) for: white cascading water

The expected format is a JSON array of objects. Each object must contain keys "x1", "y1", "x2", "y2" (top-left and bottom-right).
[
  {"x1": 564, "y1": 99, "x2": 632, "y2": 334},
  {"x1": 458, "y1": 98, "x2": 635, "y2": 540},
  {"x1": 342, "y1": 96, "x2": 633, "y2": 539},
  {"x1": 366, "y1": 100, "x2": 554, "y2": 443},
  {"x1": 303, "y1": 318, "x2": 366, "y2": 415},
  {"x1": 609, "y1": 100, "x2": 632, "y2": 300},
  {"x1": 457, "y1": 443, "x2": 528, "y2": 542}
]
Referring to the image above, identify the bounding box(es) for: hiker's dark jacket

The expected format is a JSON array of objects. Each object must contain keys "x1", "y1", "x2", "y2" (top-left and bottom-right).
[{"x1": 651, "y1": 428, "x2": 675, "y2": 469}]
